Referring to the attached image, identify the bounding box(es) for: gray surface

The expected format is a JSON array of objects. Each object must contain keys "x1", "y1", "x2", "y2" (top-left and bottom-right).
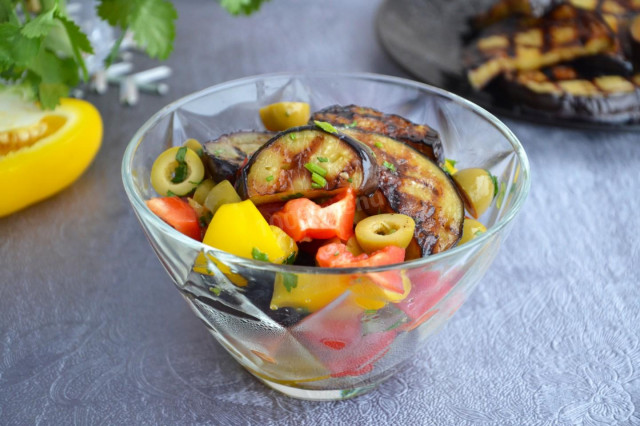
[{"x1": 1, "y1": 0, "x2": 639, "y2": 424}]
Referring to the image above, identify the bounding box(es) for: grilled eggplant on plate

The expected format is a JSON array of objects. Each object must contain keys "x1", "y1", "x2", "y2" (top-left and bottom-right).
[
  {"x1": 310, "y1": 105, "x2": 445, "y2": 164},
  {"x1": 465, "y1": 0, "x2": 640, "y2": 124}
]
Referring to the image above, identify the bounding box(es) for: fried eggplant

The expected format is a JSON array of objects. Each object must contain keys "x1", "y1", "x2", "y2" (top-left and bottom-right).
[
  {"x1": 464, "y1": 4, "x2": 619, "y2": 89},
  {"x1": 500, "y1": 66, "x2": 640, "y2": 122},
  {"x1": 342, "y1": 128, "x2": 464, "y2": 256},
  {"x1": 203, "y1": 131, "x2": 273, "y2": 183},
  {"x1": 237, "y1": 126, "x2": 378, "y2": 204},
  {"x1": 310, "y1": 105, "x2": 444, "y2": 164}
]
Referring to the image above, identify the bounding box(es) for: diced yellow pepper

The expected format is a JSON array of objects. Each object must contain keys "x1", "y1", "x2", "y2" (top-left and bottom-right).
[
  {"x1": 350, "y1": 271, "x2": 412, "y2": 310},
  {"x1": 270, "y1": 273, "x2": 351, "y2": 312}
]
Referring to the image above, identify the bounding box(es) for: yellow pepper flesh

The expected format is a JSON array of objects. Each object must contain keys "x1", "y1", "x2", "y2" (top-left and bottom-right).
[{"x1": 0, "y1": 97, "x2": 103, "y2": 217}]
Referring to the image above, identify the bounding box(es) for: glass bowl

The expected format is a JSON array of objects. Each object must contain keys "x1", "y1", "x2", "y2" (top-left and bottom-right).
[{"x1": 122, "y1": 72, "x2": 530, "y2": 401}]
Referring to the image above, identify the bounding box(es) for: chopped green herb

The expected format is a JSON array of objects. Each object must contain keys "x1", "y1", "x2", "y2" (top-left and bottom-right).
[
  {"x1": 304, "y1": 162, "x2": 327, "y2": 177},
  {"x1": 199, "y1": 217, "x2": 208, "y2": 228},
  {"x1": 175, "y1": 146, "x2": 187, "y2": 163},
  {"x1": 311, "y1": 173, "x2": 327, "y2": 187},
  {"x1": 209, "y1": 287, "x2": 221, "y2": 296},
  {"x1": 289, "y1": 133, "x2": 297, "y2": 141},
  {"x1": 385, "y1": 318, "x2": 405, "y2": 331},
  {"x1": 314, "y1": 120, "x2": 338, "y2": 134},
  {"x1": 347, "y1": 178, "x2": 353, "y2": 183},
  {"x1": 474, "y1": 230, "x2": 484, "y2": 237},
  {"x1": 171, "y1": 163, "x2": 188, "y2": 183},
  {"x1": 281, "y1": 192, "x2": 305, "y2": 201},
  {"x1": 284, "y1": 252, "x2": 296, "y2": 265},
  {"x1": 363, "y1": 309, "x2": 379, "y2": 315},
  {"x1": 196, "y1": 148, "x2": 204, "y2": 157},
  {"x1": 383, "y1": 161, "x2": 396, "y2": 172},
  {"x1": 489, "y1": 172, "x2": 499, "y2": 198},
  {"x1": 334, "y1": 251, "x2": 340, "y2": 256},
  {"x1": 311, "y1": 182, "x2": 323, "y2": 189},
  {"x1": 374, "y1": 142, "x2": 383, "y2": 148},
  {"x1": 282, "y1": 273, "x2": 298, "y2": 292},
  {"x1": 346, "y1": 120, "x2": 358, "y2": 128},
  {"x1": 266, "y1": 175, "x2": 274, "y2": 182},
  {"x1": 251, "y1": 247, "x2": 269, "y2": 262},
  {"x1": 167, "y1": 190, "x2": 176, "y2": 197},
  {"x1": 443, "y1": 158, "x2": 458, "y2": 175},
  {"x1": 317, "y1": 156, "x2": 329, "y2": 162}
]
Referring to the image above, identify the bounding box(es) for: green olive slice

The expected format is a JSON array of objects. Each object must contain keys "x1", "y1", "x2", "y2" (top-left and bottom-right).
[
  {"x1": 355, "y1": 213, "x2": 415, "y2": 254},
  {"x1": 452, "y1": 168, "x2": 496, "y2": 219},
  {"x1": 150, "y1": 146, "x2": 205, "y2": 196},
  {"x1": 203, "y1": 180, "x2": 242, "y2": 216},
  {"x1": 193, "y1": 178, "x2": 215, "y2": 205},
  {"x1": 458, "y1": 218, "x2": 487, "y2": 245}
]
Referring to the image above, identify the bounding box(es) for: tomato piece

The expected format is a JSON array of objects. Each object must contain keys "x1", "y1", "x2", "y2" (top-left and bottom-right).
[
  {"x1": 316, "y1": 243, "x2": 405, "y2": 269},
  {"x1": 146, "y1": 196, "x2": 202, "y2": 241},
  {"x1": 270, "y1": 188, "x2": 356, "y2": 242},
  {"x1": 316, "y1": 243, "x2": 406, "y2": 294}
]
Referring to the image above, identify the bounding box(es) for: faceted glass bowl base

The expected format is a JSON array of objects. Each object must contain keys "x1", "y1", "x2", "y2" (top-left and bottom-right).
[{"x1": 255, "y1": 376, "x2": 378, "y2": 401}]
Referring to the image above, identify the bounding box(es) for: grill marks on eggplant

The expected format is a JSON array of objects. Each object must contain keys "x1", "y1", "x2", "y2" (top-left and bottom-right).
[
  {"x1": 341, "y1": 129, "x2": 464, "y2": 256},
  {"x1": 464, "y1": 4, "x2": 619, "y2": 89},
  {"x1": 502, "y1": 67, "x2": 640, "y2": 121},
  {"x1": 237, "y1": 126, "x2": 378, "y2": 204},
  {"x1": 311, "y1": 105, "x2": 444, "y2": 164}
]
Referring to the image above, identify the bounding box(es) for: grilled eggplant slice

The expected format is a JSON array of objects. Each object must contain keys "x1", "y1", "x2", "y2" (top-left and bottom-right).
[
  {"x1": 500, "y1": 67, "x2": 640, "y2": 122},
  {"x1": 464, "y1": 4, "x2": 619, "y2": 89},
  {"x1": 310, "y1": 105, "x2": 444, "y2": 164},
  {"x1": 203, "y1": 131, "x2": 273, "y2": 183},
  {"x1": 237, "y1": 126, "x2": 378, "y2": 204},
  {"x1": 342, "y1": 129, "x2": 464, "y2": 256}
]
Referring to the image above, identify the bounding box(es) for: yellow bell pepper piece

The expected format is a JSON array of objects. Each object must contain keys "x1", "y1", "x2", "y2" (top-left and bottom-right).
[
  {"x1": 0, "y1": 95, "x2": 102, "y2": 217},
  {"x1": 350, "y1": 271, "x2": 412, "y2": 310},
  {"x1": 204, "y1": 200, "x2": 285, "y2": 262},
  {"x1": 270, "y1": 273, "x2": 351, "y2": 312}
]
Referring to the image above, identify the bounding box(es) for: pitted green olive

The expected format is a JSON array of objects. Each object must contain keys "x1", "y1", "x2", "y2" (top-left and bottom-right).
[
  {"x1": 259, "y1": 102, "x2": 310, "y2": 131},
  {"x1": 183, "y1": 138, "x2": 204, "y2": 156},
  {"x1": 452, "y1": 168, "x2": 496, "y2": 219},
  {"x1": 193, "y1": 178, "x2": 215, "y2": 205},
  {"x1": 458, "y1": 218, "x2": 487, "y2": 245},
  {"x1": 355, "y1": 213, "x2": 415, "y2": 254},
  {"x1": 203, "y1": 180, "x2": 242, "y2": 215},
  {"x1": 150, "y1": 146, "x2": 205, "y2": 196}
]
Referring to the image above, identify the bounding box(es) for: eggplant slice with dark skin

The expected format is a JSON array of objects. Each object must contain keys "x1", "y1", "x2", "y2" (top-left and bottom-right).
[
  {"x1": 237, "y1": 125, "x2": 379, "y2": 204},
  {"x1": 310, "y1": 105, "x2": 444, "y2": 164},
  {"x1": 464, "y1": 4, "x2": 620, "y2": 90},
  {"x1": 498, "y1": 66, "x2": 640, "y2": 122},
  {"x1": 341, "y1": 128, "x2": 464, "y2": 256},
  {"x1": 203, "y1": 131, "x2": 273, "y2": 184}
]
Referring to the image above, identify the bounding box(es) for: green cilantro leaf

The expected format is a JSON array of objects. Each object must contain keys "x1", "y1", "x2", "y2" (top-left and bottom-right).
[
  {"x1": 489, "y1": 172, "x2": 499, "y2": 198},
  {"x1": 284, "y1": 252, "x2": 296, "y2": 265},
  {"x1": 383, "y1": 161, "x2": 396, "y2": 173},
  {"x1": 38, "y1": 82, "x2": 68, "y2": 110},
  {"x1": 220, "y1": 0, "x2": 271, "y2": 16},
  {"x1": 282, "y1": 272, "x2": 297, "y2": 292},
  {"x1": 251, "y1": 247, "x2": 269, "y2": 262},
  {"x1": 209, "y1": 286, "x2": 221, "y2": 296},
  {"x1": 54, "y1": 12, "x2": 94, "y2": 80},
  {"x1": 314, "y1": 120, "x2": 338, "y2": 134}
]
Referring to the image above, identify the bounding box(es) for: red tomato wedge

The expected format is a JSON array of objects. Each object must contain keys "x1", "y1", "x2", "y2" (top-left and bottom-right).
[
  {"x1": 146, "y1": 196, "x2": 202, "y2": 241},
  {"x1": 270, "y1": 188, "x2": 356, "y2": 242}
]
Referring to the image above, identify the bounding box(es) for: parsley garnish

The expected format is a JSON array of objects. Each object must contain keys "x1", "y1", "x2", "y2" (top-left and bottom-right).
[
  {"x1": 333, "y1": 251, "x2": 340, "y2": 256},
  {"x1": 282, "y1": 273, "x2": 298, "y2": 292},
  {"x1": 167, "y1": 190, "x2": 176, "y2": 197},
  {"x1": 374, "y1": 142, "x2": 383, "y2": 148},
  {"x1": 346, "y1": 120, "x2": 358, "y2": 128},
  {"x1": 209, "y1": 287, "x2": 221, "y2": 296},
  {"x1": 251, "y1": 247, "x2": 269, "y2": 262},
  {"x1": 304, "y1": 162, "x2": 327, "y2": 177},
  {"x1": 314, "y1": 120, "x2": 338, "y2": 134},
  {"x1": 175, "y1": 146, "x2": 187, "y2": 162},
  {"x1": 289, "y1": 133, "x2": 297, "y2": 141},
  {"x1": 284, "y1": 252, "x2": 296, "y2": 265},
  {"x1": 489, "y1": 172, "x2": 499, "y2": 198},
  {"x1": 213, "y1": 149, "x2": 223, "y2": 157},
  {"x1": 266, "y1": 175, "x2": 274, "y2": 182},
  {"x1": 383, "y1": 161, "x2": 396, "y2": 172},
  {"x1": 347, "y1": 177, "x2": 353, "y2": 183},
  {"x1": 317, "y1": 157, "x2": 329, "y2": 162}
]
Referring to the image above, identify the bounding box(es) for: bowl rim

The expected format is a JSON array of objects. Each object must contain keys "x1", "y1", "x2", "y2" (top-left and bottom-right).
[{"x1": 122, "y1": 71, "x2": 531, "y2": 275}]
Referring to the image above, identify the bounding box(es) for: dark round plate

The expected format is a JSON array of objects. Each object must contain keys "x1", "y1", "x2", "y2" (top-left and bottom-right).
[{"x1": 376, "y1": 0, "x2": 640, "y2": 131}]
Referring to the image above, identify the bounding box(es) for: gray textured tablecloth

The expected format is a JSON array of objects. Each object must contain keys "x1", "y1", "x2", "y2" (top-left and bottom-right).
[{"x1": 1, "y1": 0, "x2": 639, "y2": 424}]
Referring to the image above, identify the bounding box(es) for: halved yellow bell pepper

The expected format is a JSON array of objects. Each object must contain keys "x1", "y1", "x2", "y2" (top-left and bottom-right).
[{"x1": 0, "y1": 94, "x2": 103, "y2": 217}]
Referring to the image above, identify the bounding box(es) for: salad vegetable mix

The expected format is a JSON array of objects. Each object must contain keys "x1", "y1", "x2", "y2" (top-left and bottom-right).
[{"x1": 144, "y1": 102, "x2": 500, "y2": 378}]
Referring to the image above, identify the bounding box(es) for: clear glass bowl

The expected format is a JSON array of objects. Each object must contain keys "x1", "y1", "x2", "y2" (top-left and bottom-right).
[{"x1": 122, "y1": 72, "x2": 530, "y2": 401}]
